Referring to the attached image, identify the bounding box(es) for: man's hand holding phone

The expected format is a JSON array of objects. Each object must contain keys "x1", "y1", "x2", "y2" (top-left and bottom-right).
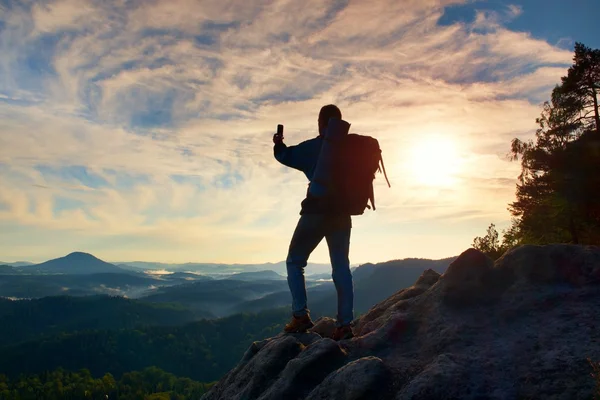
[{"x1": 273, "y1": 124, "x2": 284, "y2": 144}]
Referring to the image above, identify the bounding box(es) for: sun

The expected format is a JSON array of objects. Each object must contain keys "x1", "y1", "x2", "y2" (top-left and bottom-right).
[{"x1": 408, "y1": 135, "x2": 461, "y2": 186}]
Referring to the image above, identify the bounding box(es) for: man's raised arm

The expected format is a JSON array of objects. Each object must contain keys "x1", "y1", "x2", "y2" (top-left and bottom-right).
[{"x1": 273, "y1": 133, "x2": 304, "y2": 171}]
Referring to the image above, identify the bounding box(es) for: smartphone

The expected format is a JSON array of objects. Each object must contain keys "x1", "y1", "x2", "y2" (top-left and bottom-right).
[{"x1": 277, "y1": 124, "x2": 284, "y2": 135}]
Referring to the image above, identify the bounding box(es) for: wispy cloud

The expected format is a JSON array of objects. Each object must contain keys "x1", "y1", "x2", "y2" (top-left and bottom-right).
[{"x1": 0, "y1": 0, "x2": 575, "y2": 263}]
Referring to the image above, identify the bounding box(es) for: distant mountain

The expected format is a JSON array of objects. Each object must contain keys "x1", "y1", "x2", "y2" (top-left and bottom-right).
[
  {"x1": 352, "y1": 257, "x2": 454, "y2": 310},
  {"x1": 310, "y1": 257, "x2": 456, "y2": 317},
  {"x1": 25, "y1": 252, "x2": 126, "y2": 275},
  {"x1": 0, "y1": 261, "x2": 34, "y2": 267},
  {"x1": 10, "y1": 261, "x2": 34, "y2": 267},
  {"x1": 351, "y1": 262, "x2": 377, "y2": 281},
  {"x1": 114, "y1": 263, "x2": 148, "y2": 272},
  {"x1": 224, "y1": 270, "x2": 285, "y2": 281}
]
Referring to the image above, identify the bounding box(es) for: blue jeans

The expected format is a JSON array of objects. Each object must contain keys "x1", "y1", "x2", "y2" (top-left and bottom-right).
[{"x1": 286, "y1": 214, "x2": 354, "y2": 326}]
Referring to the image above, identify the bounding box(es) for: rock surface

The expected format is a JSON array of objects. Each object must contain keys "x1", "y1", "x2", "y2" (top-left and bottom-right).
[
  {"x1": 202, "y1": 245, "x2": 600, "y2": 400},
  {"x1": 309, "y1": 317, "x2": 337, "y2": 339},
  {"x1": 306, "y1": 356, "x2": 390, "y2": 400},
  {"x1": 258, "y1": 338, "x2": 347, "y2": 400}
]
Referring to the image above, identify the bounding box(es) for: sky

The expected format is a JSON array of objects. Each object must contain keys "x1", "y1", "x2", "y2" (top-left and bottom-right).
[{"x1": 0, "y1": 0, "x2": 598, "y2": 264}]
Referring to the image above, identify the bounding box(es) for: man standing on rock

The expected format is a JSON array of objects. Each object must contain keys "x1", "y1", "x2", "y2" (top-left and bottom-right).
[{"x1": 273, "y1": 104, "x2": 354, "y2": 341}]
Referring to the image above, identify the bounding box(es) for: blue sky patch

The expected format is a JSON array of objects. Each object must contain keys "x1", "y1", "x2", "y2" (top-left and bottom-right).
[
  {"x1": 54, "y1": 196, "x2": 86, "y2": 215},
  {"x1": 505, "y1": 0, "x2": 599, "y2": 48},
  {"x1": 10, "y1": 34, "x2": 64, "y2": 94},
  {"x1": 194, "y1": 34, "x2": 216, "y2": 46},
  {"x1": 35, "y1": 165, "x2": 109, "y2": 189},
  {"x1": 102, "y1": 169, "x2": 151, "y2": 189},
  {"x1": 126, "y1": 87, "x2": 178, "y2": 128},
  {"x1": 439, "y1": 0, "x2": 599, "y2": 48},
  {"x1": 213, "y1": 172, "x2": 244, "y2": 189},
  {"x1": 438, "y1": 3, "x2": 479, "y2": 27},
  {"x1": 170, "y1": 174, "x2": 205, "y2": 190}
]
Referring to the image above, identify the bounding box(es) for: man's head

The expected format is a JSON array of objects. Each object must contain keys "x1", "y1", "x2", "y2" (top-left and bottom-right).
[{"x1": 318, "y1": 104, "x2": 342, "y2": 136}]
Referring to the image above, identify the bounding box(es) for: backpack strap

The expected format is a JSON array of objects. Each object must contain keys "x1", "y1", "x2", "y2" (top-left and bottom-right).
[
  {"x1": 369, "y1": 149, "x2": 389, "y2": 212},
  {"x1": 379, "y1": 153, "x2": 391, "y2": 188},
  {"x1": 369, "y1": 182, "x2": 376, "y2": 211}
]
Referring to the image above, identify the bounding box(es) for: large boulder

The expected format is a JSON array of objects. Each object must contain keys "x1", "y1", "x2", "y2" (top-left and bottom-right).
[
  {"x1": 306, "y1": 356, "x2": 391, "y2": 400},
  {"x1": 354, "y1": 268, "x2": 440, "y2": 335},
  {"x1": 496, "y1": 244, "x2": 600, "y2": 285},
  {"x1": 309, "y1": 317, "x2": 337, "y2": 339},
  {"x1": 395, "y1": 354, "x2": 473, "y2": 400},
  {"x1": 203, "y1": 333, "x2": 319, "y2": 400},
  {"x1": 257, "y1": 338, "x2": 347, "y2": 400},
  {"x1": 438, "y1": 248, "x2": 514, "y2": 307}
]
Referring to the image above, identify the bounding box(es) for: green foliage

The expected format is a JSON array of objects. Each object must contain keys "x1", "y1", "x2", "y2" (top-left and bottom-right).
[
  {"x1": 560, "y1": 43, "x2": 600, "y2": 133},
  {"x1": 0, "y1": 308, "x2": 288, "y2": 382},
  {"x1": 0, "y1": 367, "x2": 214, "y2": 400},
  {"x1": 0, "y1": 296, "x2": 199, "y2": 346},
  {"x1": 508, "y1": 42, "x2": 600, "y2": 245},
  {"x1": 472, "y1": 223, "x2": 513, "y2": 260}
]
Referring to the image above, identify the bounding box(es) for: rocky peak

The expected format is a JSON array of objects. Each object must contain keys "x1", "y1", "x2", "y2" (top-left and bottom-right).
[{"x1": 203, "y1": 244, "x2": 600, "y2": 400}]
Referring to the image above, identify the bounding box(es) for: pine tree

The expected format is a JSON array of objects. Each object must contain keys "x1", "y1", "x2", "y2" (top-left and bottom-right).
[
  {"x1": 559, "y1": 43, "x2": 600, "y2": 134},
  {"x1": 508, "y1": 43, "x2": 600, "y2": 245}
]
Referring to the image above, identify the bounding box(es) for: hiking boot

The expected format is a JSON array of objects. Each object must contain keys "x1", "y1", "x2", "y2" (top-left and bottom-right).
[
  {"x1": 284, "y1": 314, "x2": 315, "y2": 333},
  {"x1": 332, "y1": 325, "x2": 354, "y2": 341}
]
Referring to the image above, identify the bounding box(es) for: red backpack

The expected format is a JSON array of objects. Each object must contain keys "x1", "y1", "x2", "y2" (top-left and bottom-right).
[{"x1": 330, "y1": 134, "x2": 390, "y2": 215}]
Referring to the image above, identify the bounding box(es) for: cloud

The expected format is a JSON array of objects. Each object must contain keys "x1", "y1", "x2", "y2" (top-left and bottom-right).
[
  {"x1": 506, "y1": 4, "x2": 523, "y2": 19},
  {"x1": 31, "y1": 0, "x2": 98, "y2": 34},
  {"x1": 0, "y1": 0, "x2": 576, "y2": 263}
]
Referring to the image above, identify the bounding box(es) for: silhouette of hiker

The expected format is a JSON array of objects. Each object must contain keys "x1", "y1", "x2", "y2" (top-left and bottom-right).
[{"x1": 273, "y1": 104, "x2": 354, "y2": 341}]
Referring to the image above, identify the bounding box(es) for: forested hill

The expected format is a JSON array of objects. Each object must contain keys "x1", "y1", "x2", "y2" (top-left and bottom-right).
[
  {"x1": 0, "y1": 308, "x2": 289, "y2": 382},
  {"x1": 0, "y1": 295, "x2": 203, "y2": 346}
]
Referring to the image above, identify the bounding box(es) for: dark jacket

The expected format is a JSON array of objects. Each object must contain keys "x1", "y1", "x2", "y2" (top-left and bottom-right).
[
  {"x1": 274, "y1": 137, "x2": 322, "y2": 180},
  {"x1": 274, "y1": 137, "x2": 325, "y2": 214}
]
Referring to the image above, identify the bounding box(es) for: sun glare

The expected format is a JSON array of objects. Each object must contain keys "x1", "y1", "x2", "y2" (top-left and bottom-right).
[{"x1": 408, "y1": 135, "x2": 461, "y2": 186}]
